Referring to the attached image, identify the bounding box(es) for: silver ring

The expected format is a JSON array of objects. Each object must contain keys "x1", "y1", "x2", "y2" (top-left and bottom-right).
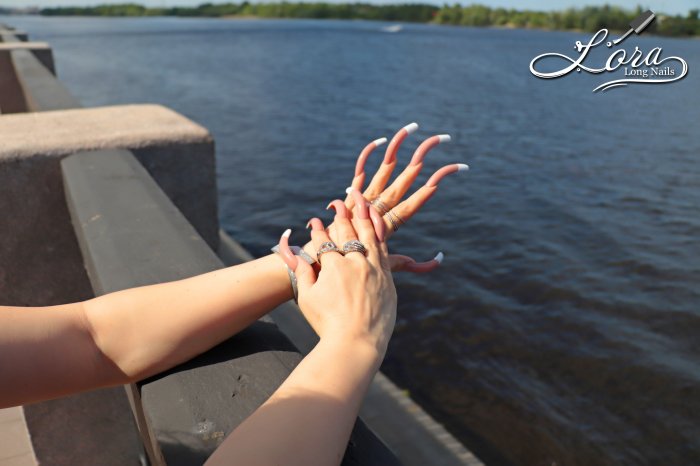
[
  {"x1": 342, "y1": 239, "x2": 367, "y2": 256},
  {"x1": 384, "y1": 209, "x2": 405, "y2": 232},
  {"x1": 370, "y1": 198, "x2": 389, "y2": 216},
  {"x1": 316, "y1": 241, "x2": 341, "y2": 261}
]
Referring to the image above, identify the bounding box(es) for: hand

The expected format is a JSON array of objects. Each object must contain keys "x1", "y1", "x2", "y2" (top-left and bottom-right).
[
  {"x1": 278, "y1": 201, "x2": 396, "y2": 357},
  {"x1": 304, "y1": 123, "x2": 469, "y2": 273}
]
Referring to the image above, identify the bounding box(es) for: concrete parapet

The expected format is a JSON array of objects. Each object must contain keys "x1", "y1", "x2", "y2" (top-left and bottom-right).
[
  {"x1": 10, "y1": 49, "x2": 80, "y2": 111},
  {"x1": 0, "y1": 104, "x2": 219, "y2": 307},
  {"x1": 0, "y1": 31, "x2": 29, "y2": 42},
  {"x1": 0, "y1": 42, "x2": 54, "y2": 73}
]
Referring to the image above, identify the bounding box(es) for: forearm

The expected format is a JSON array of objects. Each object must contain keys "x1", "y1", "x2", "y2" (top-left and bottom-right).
[
  {"x1": 206, "y1": 337, "x2": 382, "y2": 466},
  {"x1": 85, "y1": 253, "x2": 293, "y2": 382}
]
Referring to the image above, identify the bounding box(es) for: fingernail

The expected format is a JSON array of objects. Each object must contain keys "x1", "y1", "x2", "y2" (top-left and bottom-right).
[
  {"x1": 349, "y1": 188, "x2": 369, "y2": 219},
  {"x1": 426, "y1": 163, "x2": 469, "y2": 187},
  {"x1": 434, "y1": 252, "x2": 444, "y2": 263},
  {"x1": 409, "y1": 134, "x2": 451, "y2": 166},
  {"x1": 327, "y1": 199, "x2": 348, "y2": 218},
  {"x1": 404, "y1": 122, "x2": 419, "y2": 134},
  {"x1": 279, "y1": 229, "x2": 298, "y2": 269},
  {"x1": 369, "y1": 205, "x2": 386, "y2": 242},
  {"x1": 373, "y1": 137, "x2": 388, "y2": 147},
  {"x1": 307, "y1": 218, "x2": 324, "y2": 231},
  {"x1": 355, "y1": 138, "x2": 385, "y2": 176},
  {"x1": 384, "y1": 122, "x2": 418, "y2": 164}
]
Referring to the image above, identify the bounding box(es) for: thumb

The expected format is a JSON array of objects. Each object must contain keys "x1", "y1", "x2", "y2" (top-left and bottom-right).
[{"x1": 294, "y1": 258, "x2": 316, "y2": 294}]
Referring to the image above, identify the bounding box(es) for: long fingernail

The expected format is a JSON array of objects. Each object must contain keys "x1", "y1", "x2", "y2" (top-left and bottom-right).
[
  {"x1": 326, "y1": 199, "x2": 348, "y2": 219},
  {"x1": 404, "y1": 252, "x2": 443, "y2": 273},
  {"x1": 409, "y1": 134, "x2": 451, "y2": 166},
  {"x1": 384, "y1": 122, "x2": 419, "y2": 164},
  {"x1": 307, "y1": 218, "x2": 324, "y2": 231},
  {"x1": 426, "y1": 163, "x2": 469, "y2": 187},
  {"x1": 347, "y1": 187, "x2": 369, "y2": 219},
  {"x1": 279, "y1": 229, "x2": 298, "y2": 269},
  {"x1": 354, "y1": 137, "x2": 387, "y2": 177},
  {"x1": 369, "y1": 205, "x2": 386, "y2": 242}
]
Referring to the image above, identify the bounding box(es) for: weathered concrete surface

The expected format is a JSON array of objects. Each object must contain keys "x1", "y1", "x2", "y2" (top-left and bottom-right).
[
  {"x1": 0, "y1": 48, "x2": 28, "y2": 113},
  {"x1": 0, "y1": 32, "x2": 29, "y2": 42},
  {"x1": 0, "y1": 104, "x2": 219, "y2": 251},
  {"x1": 22, "y1": 387, "x2": 143, "y2": 466},
  {"x1": 0, "y1": 42, "x2": 54, "y2": 74},
  {"x1": 11, "y1": 49, "x2": 80, "y2": 111}
]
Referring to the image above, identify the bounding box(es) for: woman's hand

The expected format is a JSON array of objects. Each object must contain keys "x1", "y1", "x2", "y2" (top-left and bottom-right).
[
  {"x1": 303, "y1": 123, "x2": 469, "y2": 274},
  {"x1": 278, "y1": 199, "x2": 396, "y2": 357}
]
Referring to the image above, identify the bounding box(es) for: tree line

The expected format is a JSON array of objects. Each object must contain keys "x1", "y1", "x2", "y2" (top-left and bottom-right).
[{"x1": 39, "y1": 3, "x2": 700, "y2": 37}]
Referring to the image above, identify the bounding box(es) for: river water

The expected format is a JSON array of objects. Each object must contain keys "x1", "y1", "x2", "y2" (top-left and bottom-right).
[{"x1": 5, "y1": 15, "x2": 699, "y2": 465}]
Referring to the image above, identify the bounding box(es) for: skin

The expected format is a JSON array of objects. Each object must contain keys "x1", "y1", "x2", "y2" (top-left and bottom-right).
[
  {"x1": 0, "y1": 124, "x2": 469, "y2": 465},
  {"x1": 207, "y1": 206, "x2": 395, "y2": 466}
]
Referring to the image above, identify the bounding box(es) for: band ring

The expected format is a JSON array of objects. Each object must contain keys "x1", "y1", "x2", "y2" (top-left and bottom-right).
[
  {"x1": 370, "y1": 198, "x2": 390, "y2": 216},
  {"x1": 384, "y1": 209, "x2": 405, "y2": 232},
  {"x1": 342, "y1": 239, "x2": 367, "y2": 256},
  {"x1": 316, "y1": 241, "x2": 341, "y2": 261}
]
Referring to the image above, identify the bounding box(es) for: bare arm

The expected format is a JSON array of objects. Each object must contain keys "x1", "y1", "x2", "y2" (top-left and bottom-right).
[
  {"x1": 0, "y1": 253, "x2": 292, "y2": 408},
  {"x1": 207, "y1": 190, "x2": 397, "y2": 466}
]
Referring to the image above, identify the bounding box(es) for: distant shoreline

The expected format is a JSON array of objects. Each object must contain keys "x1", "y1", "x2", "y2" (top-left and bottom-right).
[{"x1": 10, "y1": 3, "x2": 700, "y2": 37}]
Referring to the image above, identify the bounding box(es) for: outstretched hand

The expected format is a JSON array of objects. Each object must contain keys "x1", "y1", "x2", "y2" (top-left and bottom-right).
[{"x1": 305, "y1": 123, "x2": 468, "y2": 273}]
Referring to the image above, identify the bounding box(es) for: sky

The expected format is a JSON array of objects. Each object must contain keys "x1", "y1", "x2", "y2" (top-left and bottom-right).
[{"x1": 1, "y1": 0, "x2": 696, "y2": 16}]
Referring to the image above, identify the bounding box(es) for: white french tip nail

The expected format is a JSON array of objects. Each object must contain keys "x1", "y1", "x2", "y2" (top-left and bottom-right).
[
  {"x1": 438, "y1": 134, "x2": 451, "y2": 143},
  {"x1": 434, "y1": 252, "x2": 444, "y2": 263},
  {"x1": 345, "y1": 187, "x2": 353, "y2": 194},
  {"x1": 282, "y1": 229, "x2": 292, "y2": 238},
  {"x1": 404, "y1": 122, "x2": 419, "y2": 134},
  {"x1": 373, "y1": 137, "x2": 388, "y2": 147},
  {"x1": 457, "y1": 163, "x2": 470, "y2": 171}
]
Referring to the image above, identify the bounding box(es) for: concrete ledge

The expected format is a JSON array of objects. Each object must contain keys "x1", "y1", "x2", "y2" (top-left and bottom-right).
[
  {"x1": 62, "y1": 149, "x2": 401, "y2": 466},
  {"x1": 0, "y1": 104, "x2": 219, "y2": 249},
  {"x1": 10, "y1": 49, "x2": 78, "y2": 111},
  {"x1": 0, "y1": 42, "x2": 54, "y2": 74},
  {"x1": 0, "y1": 31, "x2": 29, "y2": 42}
]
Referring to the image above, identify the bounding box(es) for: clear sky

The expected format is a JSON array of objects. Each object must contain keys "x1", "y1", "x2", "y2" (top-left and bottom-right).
[{"x1": 1, "y1": 0, "x2": 696, "y2": 16}]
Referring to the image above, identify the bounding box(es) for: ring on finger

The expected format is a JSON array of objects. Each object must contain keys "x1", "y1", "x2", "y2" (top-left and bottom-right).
[
  {"x1": 384, "y1": 209, "x2": 406, "y2": 232},
  {"x1": 342, "y1": 239, "x2": 367, "y2": 256},
  {"x1": 370, "y1": 198, "x2": 390, "y2": 216},
  {"x1": 317, "y1": 241, "x2": 342, "y2": 261}
]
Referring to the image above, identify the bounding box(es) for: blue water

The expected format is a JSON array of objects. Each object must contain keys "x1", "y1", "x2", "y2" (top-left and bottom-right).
[{"x1": 5, "y1": 15, "x2": 700, "y2": 465}]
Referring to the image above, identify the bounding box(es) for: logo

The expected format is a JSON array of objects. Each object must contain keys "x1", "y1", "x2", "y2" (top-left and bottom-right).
[{"x1": 529, "y1": 10, "x2": 688, "y2": 92}]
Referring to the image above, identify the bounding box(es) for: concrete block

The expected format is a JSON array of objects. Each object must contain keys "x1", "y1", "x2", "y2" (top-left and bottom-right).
[
  {"x1": 0, "y1": 42, "x2": 54, "y2": 74},
  {"x1": 10, "y1": 49, "x2": 79, "y2": 111},
  {"x1": 0, "y1": 104, "x2": 218, "y2": 307},
  {"x1": 0, "y1": 31, "x2": 29, "y2": 42}
]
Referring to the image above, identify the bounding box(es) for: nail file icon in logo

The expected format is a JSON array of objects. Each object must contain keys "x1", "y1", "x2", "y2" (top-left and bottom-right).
[{"x1": 607, "y1": 10, "x2": 656, "y2": 46}]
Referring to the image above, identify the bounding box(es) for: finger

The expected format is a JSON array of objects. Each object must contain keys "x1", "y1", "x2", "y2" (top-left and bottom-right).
[
  {"x1": 278, "y1": 229, "x2": 298, "y2": 270},
  {"x1": 389, "y1": 252, "x2": 444, "y2": 273},
  {"x1": 347, "y1": 137, "x2": 388, "y2": 199},
  {"x1": 294, "y1": 258, "x2": 317, "y2": 294},
  {"x1": 361, "y1": 122, "x2": 419, "y2": 203},
  {"x1": 306, "y1": 217, "x2": 324, "y2": 231},
  {"x1": 385, "y1": 163, "x2": 469, "y2": 240},
  {"x1": 327, "y1": 199, "x2": 359, "y2": 250},
  {"x1": 378, "y1": 134, "x2": 451, "y2": 208},
  {"x1": 347, "y1": 188, "x2": 383, "y2": 267},
  {"x1": 346, "y1": 187, "x2": 385, "y2": 242},
  {"x1": 309, "y1": 218, "x2": 343, "y2": 265}
]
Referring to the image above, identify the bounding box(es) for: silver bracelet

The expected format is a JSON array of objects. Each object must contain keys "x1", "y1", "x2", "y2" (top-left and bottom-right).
[{"x1": 271, "y1": 244, "x2": 316, "y2": 303}]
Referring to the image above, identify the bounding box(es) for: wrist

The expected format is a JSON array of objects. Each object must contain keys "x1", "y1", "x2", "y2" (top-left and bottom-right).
[{"x1": 318, "y1": 332, "x2": 386, "y2": 371}]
